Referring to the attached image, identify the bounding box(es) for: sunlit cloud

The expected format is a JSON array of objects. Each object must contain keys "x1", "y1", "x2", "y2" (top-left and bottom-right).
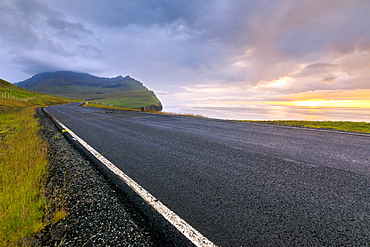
[
  {"x1": 280, "y1": 99, "x2": 370, "y2": 108},
  {"x1": 275, "y1": 89, "x2": 370, "y2": 101}
]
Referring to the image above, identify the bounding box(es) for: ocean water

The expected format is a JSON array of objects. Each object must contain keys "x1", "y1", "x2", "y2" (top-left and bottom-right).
[{"x1": 163, "y1": 105, "x2": 370, "y2": 122}]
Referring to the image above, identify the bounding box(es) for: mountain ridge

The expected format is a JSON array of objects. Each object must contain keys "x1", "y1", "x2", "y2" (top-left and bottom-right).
[{"x1": 16, "y1": 71, "x2": 162, "y2": 110}]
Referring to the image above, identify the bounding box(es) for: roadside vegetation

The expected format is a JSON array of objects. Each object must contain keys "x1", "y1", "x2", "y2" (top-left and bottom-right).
[
  {"x1": 0, "y1": 107, "x2": 48, "y2": 245},
  {"x1": 0, "y1": 79, "x2": 75, "y2": 246},
  {"x1": 242, "y1": 120, "x2": 370, "y2": 134},
  {"x1": 81, "y1": 102, "x2": 141, "y2": 111}
]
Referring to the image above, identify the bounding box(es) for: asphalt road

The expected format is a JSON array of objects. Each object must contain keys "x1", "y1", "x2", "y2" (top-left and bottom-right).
[{"x1": 46, "y1": 103, "x2": 370, "y2": 246}]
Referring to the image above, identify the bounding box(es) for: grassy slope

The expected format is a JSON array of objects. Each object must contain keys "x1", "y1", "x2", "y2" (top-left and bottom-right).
[
  {"x1": 241, "y1": 120, "x2": 370, "y2": 134},
  {"x1": 63, "y1": 89, "x2": 160, "y2": 109},
  {"x1": 0, "y1": 79, "x2": 76, "y2": 246},
  {"x1": 0, "y1": 79, "x2": 75, "y2": 110}
]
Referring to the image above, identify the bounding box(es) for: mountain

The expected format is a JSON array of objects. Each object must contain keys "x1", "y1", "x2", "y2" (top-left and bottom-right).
[{"x1": 16, "y1": 71, "x2": 162, "y2": 111}]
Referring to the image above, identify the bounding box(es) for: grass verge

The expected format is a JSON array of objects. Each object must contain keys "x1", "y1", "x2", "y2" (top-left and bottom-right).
[
  {"x1": 81, "y1": 102, "x2": 141, "y2": 111},
  {"x1": 0, "y1": 78, "x2": 76, "y2": 246},
  {"x1": 242, "y1": 120, "x2": 370, "y2": 134},
  {"x1": 0, "y1": 107, "x2": 48, "y2": 246}
]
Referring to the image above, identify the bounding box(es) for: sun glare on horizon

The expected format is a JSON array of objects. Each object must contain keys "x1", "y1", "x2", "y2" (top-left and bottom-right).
[{"x1": 280, "y1": 99, "x2": 370, "y2": 108}]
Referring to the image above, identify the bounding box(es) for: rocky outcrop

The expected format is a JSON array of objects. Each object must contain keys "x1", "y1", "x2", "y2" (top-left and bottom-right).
[{"x1": 141, "y1": 104, "x2": 163, "y2": 112}]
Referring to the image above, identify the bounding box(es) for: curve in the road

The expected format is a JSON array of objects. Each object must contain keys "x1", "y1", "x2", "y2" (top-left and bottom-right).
[{"x1": 44, "y1": 104, "x2": 370, "y2": 246}]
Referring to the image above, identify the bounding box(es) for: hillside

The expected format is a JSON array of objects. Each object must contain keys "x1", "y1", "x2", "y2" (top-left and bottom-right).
[
  {"x1": 0, "y1": 78, "x2": 75, "y2": 112},
  {"x1": 16, "y1": 71, "x2": 162, "y2": 110},
  {"x1": 0, "y1": 78, "x2": 23, "y2": 90}
]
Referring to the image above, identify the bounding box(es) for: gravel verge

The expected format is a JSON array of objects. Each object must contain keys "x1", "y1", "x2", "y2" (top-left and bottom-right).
[{"x1": 33, "y1": 108, "x2": 169, "y2": 246}]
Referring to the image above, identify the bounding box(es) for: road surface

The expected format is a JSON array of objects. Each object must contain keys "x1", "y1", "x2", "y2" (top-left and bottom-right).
[{"x1": 46, "y1": 103, "x2": 370, "y2": 246}]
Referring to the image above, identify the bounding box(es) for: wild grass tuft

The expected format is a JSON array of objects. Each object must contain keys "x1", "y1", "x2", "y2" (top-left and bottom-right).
[{"x1": 51, "y1": 209, "x2": 69, "y2": 224}]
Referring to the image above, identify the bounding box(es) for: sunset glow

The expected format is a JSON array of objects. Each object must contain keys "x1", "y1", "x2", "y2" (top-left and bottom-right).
[{"x1": 279, "y1": 99, "x2": 370, "y2": 108}]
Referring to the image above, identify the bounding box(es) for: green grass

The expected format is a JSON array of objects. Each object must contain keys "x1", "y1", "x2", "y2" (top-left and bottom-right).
[
  {"x1": 0, "y1": 107, "x2": 48, "y2": 245},
  {"x1": 242, "y1": 120, "x2": 370, "y2": 134},
  {"x1": 0, "y1": 79, "x2": 75, "y2": 246},
  {"x1": 62, "y1": 90, "x2": 161, "y2": 109},
  {"x1": 82, "y1": 102, "x2": 141, "y2": 111}
]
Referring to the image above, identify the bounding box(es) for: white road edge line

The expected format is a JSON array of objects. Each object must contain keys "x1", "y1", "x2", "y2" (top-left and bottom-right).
[{"x1": 44, "y1": 109, "x2": 217, "y2": 247}]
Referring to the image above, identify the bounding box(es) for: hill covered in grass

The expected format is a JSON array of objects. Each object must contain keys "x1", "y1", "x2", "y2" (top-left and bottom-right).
[
  {"x1": 16, "y1": 71, "x2": 162, "y2": 111},
  {"x1": 0, "y1": 78, "x2": 75, "y2": 112}
]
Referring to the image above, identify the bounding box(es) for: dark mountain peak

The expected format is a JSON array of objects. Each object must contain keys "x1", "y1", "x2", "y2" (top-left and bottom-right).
[
  {"x1": 29, "y1": 71, "x2": 88, "y2": 79},
  {"x1": 111, "y1": 75, "x2": 136, "y2": 81}
]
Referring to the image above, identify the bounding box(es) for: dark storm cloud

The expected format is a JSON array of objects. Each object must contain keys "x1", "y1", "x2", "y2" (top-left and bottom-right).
[
  {"x1": 0, "y1": 0, "x2": 102, "y2": 78},
  {"x1": 1, "y1": 0, "x2": 94, "y2": 48},
  {"x1": 67, "y1": 0, "x2": 203, "y2": 27}
]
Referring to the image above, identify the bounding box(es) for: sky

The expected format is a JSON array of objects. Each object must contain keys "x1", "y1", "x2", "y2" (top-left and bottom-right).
[{"x1": 1, "y1": 0, "x2": 370, "y2": 119}]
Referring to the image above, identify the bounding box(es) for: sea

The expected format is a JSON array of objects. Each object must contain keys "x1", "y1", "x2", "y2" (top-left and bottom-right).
[{"x1": 163, "y1": 105, "x2": 370, "y2": 122}]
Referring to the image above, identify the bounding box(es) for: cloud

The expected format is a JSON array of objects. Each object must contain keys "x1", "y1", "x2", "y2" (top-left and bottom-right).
[
  {"x1": 0, "y1": 0, "x2": 369, "y2": 115},
  {"x1": 0, "y1": 0, "x2": 103, "y2": 79},
  {"x1": 293, "y1": 63, "x2": 338, "y2": 78},
  {"x1": 321, "y1": 77, "x2": 336, "y2": 83},
  {"x1": 224, "y1": 0, "x2": 370, "y2": 87},
  {"x1": 51, "y1": 0, "x2": 205, "y2": 28}
]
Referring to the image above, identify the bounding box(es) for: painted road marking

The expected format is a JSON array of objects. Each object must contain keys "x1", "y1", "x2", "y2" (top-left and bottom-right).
[{"x1": 44, "y1": 108, "x2": 217, "y2": 247}]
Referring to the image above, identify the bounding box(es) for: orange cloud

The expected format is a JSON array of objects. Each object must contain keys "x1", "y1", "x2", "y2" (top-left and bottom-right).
[
  {"x1": 279, "y1": 99, "x2": 370, "y2": 108},
  {"x1": 276, "y1": 89, "x2": 370, "y2": 101}
]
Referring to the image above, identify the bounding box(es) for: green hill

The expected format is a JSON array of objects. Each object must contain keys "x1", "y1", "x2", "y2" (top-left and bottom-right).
[
  {"x1": 16, "y1": 71, "x2": 162, "y2": 110},
  {"x1": 0, "y1": 78, "x2": 75, "y2": 112}
]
